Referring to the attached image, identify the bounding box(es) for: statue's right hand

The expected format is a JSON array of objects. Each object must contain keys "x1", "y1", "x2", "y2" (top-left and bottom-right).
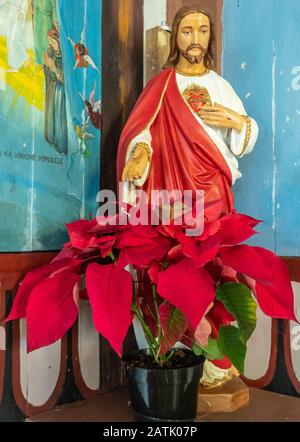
[{"x1": 121, "y1": 144, "x2": 150, "y2": 182}]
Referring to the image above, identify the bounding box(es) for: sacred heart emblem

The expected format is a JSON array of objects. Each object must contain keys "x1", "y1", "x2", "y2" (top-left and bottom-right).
[{"x1": 182, "y1": 85, "x2": 212, "y2": 115}]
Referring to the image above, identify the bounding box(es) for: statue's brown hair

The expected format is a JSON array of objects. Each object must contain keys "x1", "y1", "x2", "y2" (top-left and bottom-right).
[{"x1": 163, "y1": 5, "x2": 215, "y2": 70}]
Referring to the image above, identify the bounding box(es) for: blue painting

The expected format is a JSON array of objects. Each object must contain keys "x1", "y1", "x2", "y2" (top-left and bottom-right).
[{"x1": 0, "y1": 0, "x2": 102, "y2": 251}]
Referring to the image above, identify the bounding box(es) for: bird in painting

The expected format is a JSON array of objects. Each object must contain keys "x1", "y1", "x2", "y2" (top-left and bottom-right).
[
  {"x1": 67, "y1": 17, "x2": 100, "y2": 72},
  {"x1": 79, "y1": 82, "x2": 101, "y2": 130}
]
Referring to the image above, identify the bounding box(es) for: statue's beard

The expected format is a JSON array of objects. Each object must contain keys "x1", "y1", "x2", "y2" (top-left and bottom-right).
[{"x1": 179, "y1": 44, "x2": 206, "y2": 64}]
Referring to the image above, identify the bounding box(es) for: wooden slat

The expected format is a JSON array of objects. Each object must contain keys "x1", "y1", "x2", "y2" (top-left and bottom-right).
[
  {"x1": 283, "y1": 257, "x2": 300, "y2": 283},
  {"x1": 0, "y1": 252, "x2": 57, "y2": 274},
  {"x1": 101, "y1": 0, "x2": 143, "y2": 194},
  {"x1": 0, "y1": 252, "x2": 64, "y2": 419},
  {"x1": 27, "y1": 387, "x2": 300, "y2": 422},
  {"x1": 100, "y1": 0, "x2": 143, "y2": 393},
  {"x1": 146, "y1": 27, "x2": 171, "y2": 82}
]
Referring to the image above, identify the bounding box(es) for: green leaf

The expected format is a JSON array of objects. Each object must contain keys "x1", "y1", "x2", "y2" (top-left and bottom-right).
[
  {"x1": 193, "y1": 337, "x2": 224, "y2": 360},
  {"x1": 193, "y1": 343, "x2": 204, "y2": 356},
  {"x1": 218, "y1": 326, "x2": 247, "y2": 374},
  {"x1": 216, "y1": 282, "x2": 257, "y2": 342}
]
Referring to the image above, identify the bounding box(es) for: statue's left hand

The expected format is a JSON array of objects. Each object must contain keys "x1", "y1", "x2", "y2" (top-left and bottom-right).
[
  {"x1": 121, "y1": 144, "x2": 149, "y2": 182},
  {"x1": 198, "y1": 102, "x2": 245, "y2": 133}
]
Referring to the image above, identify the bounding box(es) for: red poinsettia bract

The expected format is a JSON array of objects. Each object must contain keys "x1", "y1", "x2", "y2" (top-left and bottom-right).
[{"x1": 3, "y1": 203, "x2": 296, "y2": 373}]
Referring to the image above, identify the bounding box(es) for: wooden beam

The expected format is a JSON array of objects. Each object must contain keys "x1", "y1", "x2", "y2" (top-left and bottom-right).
[
  {"x1": 283, "y1": 257, "x2": 300, "y2": 283},
  {"x1": 100, "y1": 0, "x2": 143, "y2": 393},
  {"x1": 146, "y1": 27, "x2": 170, "y2": 82},
  {"x1": 101, "y1": 0, "x2": 143, "y2": 194}
]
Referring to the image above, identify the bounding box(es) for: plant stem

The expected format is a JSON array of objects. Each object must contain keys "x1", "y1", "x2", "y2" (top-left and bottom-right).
[
  {"x1": 183, "y1": 334, "x2": 197, "y2": 346},
  {"x1": 132, "y1": 306, "x2": 158, "y2": 352},
  {"x1": 131, "y1": 282, "x2": 159, "y2": 363},
  {"x1": 132, "y1": 280, "x2": 137, "y2": 307},
  {"x1": 152, "y1": 285, "x2": 163, "y2": 361},
  {"x1": 109, "y1": 251, "x2": 116, "y2": 262},
  {"x1": 152, "y1": 284, "x2": 160, "y2": 322}
]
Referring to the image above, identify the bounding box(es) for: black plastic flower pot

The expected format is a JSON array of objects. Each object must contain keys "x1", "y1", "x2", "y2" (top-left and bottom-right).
[{"x1": 123, "y1": 349, "x2": 205, "y2": 422}]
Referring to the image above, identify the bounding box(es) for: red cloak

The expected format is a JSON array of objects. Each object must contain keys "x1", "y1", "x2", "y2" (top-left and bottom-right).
[{"x1": 117, "y1": 68, "x2": 234, "y2": 215}]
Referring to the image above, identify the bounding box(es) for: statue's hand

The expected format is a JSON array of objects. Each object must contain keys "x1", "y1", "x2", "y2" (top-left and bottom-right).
[
  {"x1": 121, "y1": 144, "x2": 150, "y2": 182},
  {"x1": 198, "y1": 102, "x2": 245, "y2": 132}
]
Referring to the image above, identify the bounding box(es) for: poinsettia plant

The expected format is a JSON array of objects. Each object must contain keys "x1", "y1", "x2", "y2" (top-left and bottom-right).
[{"x1": 4, "y1": 200, "x2": 297, "y2": 373}]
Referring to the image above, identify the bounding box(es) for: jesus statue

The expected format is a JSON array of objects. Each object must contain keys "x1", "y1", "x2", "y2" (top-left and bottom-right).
[{"x1": 117, "y1": 5, "x2": 259, "y2": 387}]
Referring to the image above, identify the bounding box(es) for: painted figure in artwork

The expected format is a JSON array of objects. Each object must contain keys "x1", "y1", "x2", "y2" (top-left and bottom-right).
[
  {"x1": 67, "y1": 24, "x2": 100, "y2": 72},
  {"x1": 117, "y1": 6, "x2": 259, "y2": 386},
  {"x1": 43, "y1": 27, "x2": 68, "y2": 154},
  {"x1": 32, "y1": 0, "x2": 58, "y2": 65},
  {"x1": 79, "y1": 83, "x2": 101, "y2": 130},
  {"x1": 0, "y1": 0, "x2": 33, "y2": 71}
]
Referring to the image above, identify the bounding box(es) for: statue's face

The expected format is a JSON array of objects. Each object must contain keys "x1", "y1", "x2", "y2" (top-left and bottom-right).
[{"x1": 177, "y1": 13, "x2": 210, "y2": 64}]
